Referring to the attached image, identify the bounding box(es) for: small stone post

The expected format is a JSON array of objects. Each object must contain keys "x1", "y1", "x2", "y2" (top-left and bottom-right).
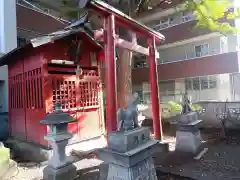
[
  {"x1": 40, "y1": 102, "x2": 77, "y2": 180},
  {"x1": 175, "y1": 112, "x2": 203, "y2": 154}
]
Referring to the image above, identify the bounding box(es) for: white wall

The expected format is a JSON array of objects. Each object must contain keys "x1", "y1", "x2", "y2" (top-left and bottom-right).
[
  {"x1": 0, "y1": 0, "x2": 17, "y2": 113},
  {"x1": 141, "y1": 74, "x2": 233, "y2": 103},
  {"x1": 0, "y1": 65, "x2": 8, "y2": 112},
  {"x1": 186, "y1": 75, "x2": 231, "y2": 102},
  {"x1": 216, "y1": 74, "x2": 232, "y2": 101},
  {"x1": 159, "y1": 37, "x2": 225, "y2": 63},
  {"x1": 0, "y1": 0, "x2": 17, "y2": 54},
  {"x1": 231, "y1": 73, "x2": 240, "y2": 101}
]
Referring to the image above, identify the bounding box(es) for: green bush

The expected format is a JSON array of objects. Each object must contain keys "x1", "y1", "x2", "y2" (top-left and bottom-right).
[
  {"x1": 167, "y1": 101, "x2": 182, "y2": 114},
  {"x1": 191, "y1": 104, "x2": 202, "y2": 112},
  {"x1": 166, "y1": 101, "x2": 202, "y2": 115}
]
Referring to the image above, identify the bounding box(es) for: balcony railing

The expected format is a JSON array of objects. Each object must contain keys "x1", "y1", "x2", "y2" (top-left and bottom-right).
[
  {"x1": 151, "y1": 14, "x2": 195, "y2": 31},
  {"x1": 133, "y1": 49, "x2": 221, "y2": 68},
  {"x1": 17, "y1": 0, "x2": 50, "y2": 13},
  {"x1": 132, "y1": 40, "x2": 237, "y2": 68},
  {"x1": 159, "y1": 41, "x2": 237, "y2": 64},
  {"x1": 159, "y1": 49, "x2": 222, "y2": 64}
]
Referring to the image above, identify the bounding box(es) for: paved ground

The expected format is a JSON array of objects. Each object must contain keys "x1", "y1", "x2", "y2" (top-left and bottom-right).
[
  {"x1": 3, "y1": 137, "x2": 105, "y2": 180},
  {"x1": 3, "y1": 158, "x2": 102, "y2": 180},
  {"x1": 76, "y1": 168, "x2": 194, "y2": 180},
  {"x1": 4, "y1": 124, "x2": 240, "y2": 180},
  {"x1": 154, "y1": 128, "x2": 240, "y2": 180}
]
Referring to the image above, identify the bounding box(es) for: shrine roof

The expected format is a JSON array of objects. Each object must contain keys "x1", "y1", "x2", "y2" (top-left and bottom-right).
[
  {"x1": 31, "y1": 26, "x2": 102, "y2": 49},
  {"x1": 0, "y1": 20, "x2": 102, "y2": 66}
]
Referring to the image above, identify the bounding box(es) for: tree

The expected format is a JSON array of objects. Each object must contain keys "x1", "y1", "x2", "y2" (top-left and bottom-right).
[{"x1": 33, "y1": 0, "x2": 240, "y2": 109}]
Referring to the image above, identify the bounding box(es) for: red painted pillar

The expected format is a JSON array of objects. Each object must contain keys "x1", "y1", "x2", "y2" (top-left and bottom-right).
[
  {"x1": 104, "y1": 14, "x2": 117, "y2": 133},
  {"x1": 148, "y1": 36, "x2": 162, "y2": 140}
]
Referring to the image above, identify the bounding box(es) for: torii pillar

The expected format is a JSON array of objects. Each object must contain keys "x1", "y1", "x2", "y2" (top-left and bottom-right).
[
  {"x1": 148, "y1": 36, "x2": 162, "y2": 140},
  {"x1": 104, "y1": 14, "x2": 118, "y2": 133}
]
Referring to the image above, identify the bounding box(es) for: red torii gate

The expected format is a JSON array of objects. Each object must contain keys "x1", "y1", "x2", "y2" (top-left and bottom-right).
[{"x1": 87, "y1": 0, "x2": 165, "y2": 140}]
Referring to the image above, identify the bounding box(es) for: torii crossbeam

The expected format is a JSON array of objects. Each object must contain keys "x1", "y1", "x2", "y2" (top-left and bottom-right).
[{"x1": 81, "y1": 0, "x2": 165, "y2": 140}]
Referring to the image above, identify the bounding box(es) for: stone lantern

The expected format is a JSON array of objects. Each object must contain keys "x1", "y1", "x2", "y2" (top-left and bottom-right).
[{"x1": 40, "y1": 102, "x2": 77, "y2": 180}]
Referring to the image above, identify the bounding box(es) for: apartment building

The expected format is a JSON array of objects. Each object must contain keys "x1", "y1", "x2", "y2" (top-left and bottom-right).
[
  {"x1": 132, "y1": 0, "x2": 240, "y2": 103},
  {"x1": 0, "y1": 0, "x2": 66, "y2": 113}
]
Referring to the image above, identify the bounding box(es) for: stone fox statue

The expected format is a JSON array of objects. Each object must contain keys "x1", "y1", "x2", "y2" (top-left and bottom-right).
[
  {"x1": 117, "y1": 93, "x2": 140, "y2": 131},
  {"x1": 182, "y1": 92, "x2": 192, "y2": 114}
]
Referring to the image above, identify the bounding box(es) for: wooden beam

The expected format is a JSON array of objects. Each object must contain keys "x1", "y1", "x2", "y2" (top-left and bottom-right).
[{"x1": 94, "y1": 29, "x2": 160, "y2": 58}]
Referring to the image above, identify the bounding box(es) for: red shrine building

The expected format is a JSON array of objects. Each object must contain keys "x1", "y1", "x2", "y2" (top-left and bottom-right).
[
  {"x1": 0, "y1": 27, "x2": 105, "y2": 146},
  {"x1": 0, "y1": 0, "x2": 165, "y2": 146}
]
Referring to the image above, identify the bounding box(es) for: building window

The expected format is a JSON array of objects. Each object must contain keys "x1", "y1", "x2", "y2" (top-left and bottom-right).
[
  {"x1": 185, "y1": 78, "x2": 192, "y2": 90},
  {"x1": 159, "y1": 80, "x2": 175, "y2": 96},
  {"x1": 134, "y1": 60, "x2": 147, "y2": 68},
  {"x1": 200, "y1": 76, "x2": 217, "y2": 89},
  {"x1": 143, "y1": 92, "x2": 151, "y2": 103},
  {"x1": 201, "y1": 76, "x2": 217, "y2": 89},
  {"x1": 193, "y1": 77, "x2": 200, "y2": 90},
  {"x1": 158, "y1": 17, "x2": 169, "y2": 29},
  {"x1": 220, "y1": 36, "x2": 228, "y2": 53},
  {"x1": 195, "y1": 44, "x2": 209, "y2": 57},
  {"x1": 169, "y1": 16, "x2": 175, "y2": 25},
  {"x1": 135, "y1": 91, "x2": 144, "y2": 103},
  {"x1": 185, "y1": 75, "x2": 217, "y2": 91},
  {"x1": 209, "y1": 76, "x2": 217, "y2": 88},
  {"x1": 200, "y1": 76, "x2": 209, "y2": 89},
  {"x1": 17, "y1": 37, "x2": 27, "y2": 47},
  {"x1": 133, "y1": 55, "x2": 148, "y2": 68},
  {"x1": 43, "y1": 8, "x2": 50, "y2": 14}
]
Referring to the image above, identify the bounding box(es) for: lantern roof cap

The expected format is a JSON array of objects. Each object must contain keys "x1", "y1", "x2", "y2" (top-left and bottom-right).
[{"x1": 40, "y1": 103, "x2": 76, "y2": 126}]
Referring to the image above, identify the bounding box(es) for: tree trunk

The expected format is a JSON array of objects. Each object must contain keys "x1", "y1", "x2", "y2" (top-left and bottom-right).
[
  {"x1": 117, "y1": 48, "x2": 133, "y2": 108},
  {"x1": 117, "y1": 0, "x2": 134, "y2": 109}
]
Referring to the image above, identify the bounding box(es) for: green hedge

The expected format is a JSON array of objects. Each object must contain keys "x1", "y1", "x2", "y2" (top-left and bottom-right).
[{"x1": 162, "y1": 101, "x2": 202, "y2": 118}]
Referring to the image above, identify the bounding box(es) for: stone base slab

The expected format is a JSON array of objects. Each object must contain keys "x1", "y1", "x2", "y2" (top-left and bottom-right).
[
  {"x1": 106, "y1": 157, "x2": 157, "y2": 180},
  {"x1": 99, "y1": 140, "x2": 158, "y2": 167},
  {"x1": 179, "y1": 112, "x2": 198, "y2": 124},
  {"x1": 43, "y1": 164, "x2": 77, "y2": 180},
  {"x1": 175, "y1": 130, "x2": 202, "y2": 154},
  {"x1": 177, "y1": 120, "x2": 203, "y2": 132}
]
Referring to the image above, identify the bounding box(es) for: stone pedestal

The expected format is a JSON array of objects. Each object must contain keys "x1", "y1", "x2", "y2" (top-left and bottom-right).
[
  {"x1": 99, "y1": 127, "x2": 158, "y2": 180},
  {"x1": 43, "y1": 133, "x2": 77, "y2": 180},
  {"x1": 175, "y1": 112, "x2": 203, "y2": 154},
  {"x1": 43, "y1": 164, "x2": 76, "y2": 180}
]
